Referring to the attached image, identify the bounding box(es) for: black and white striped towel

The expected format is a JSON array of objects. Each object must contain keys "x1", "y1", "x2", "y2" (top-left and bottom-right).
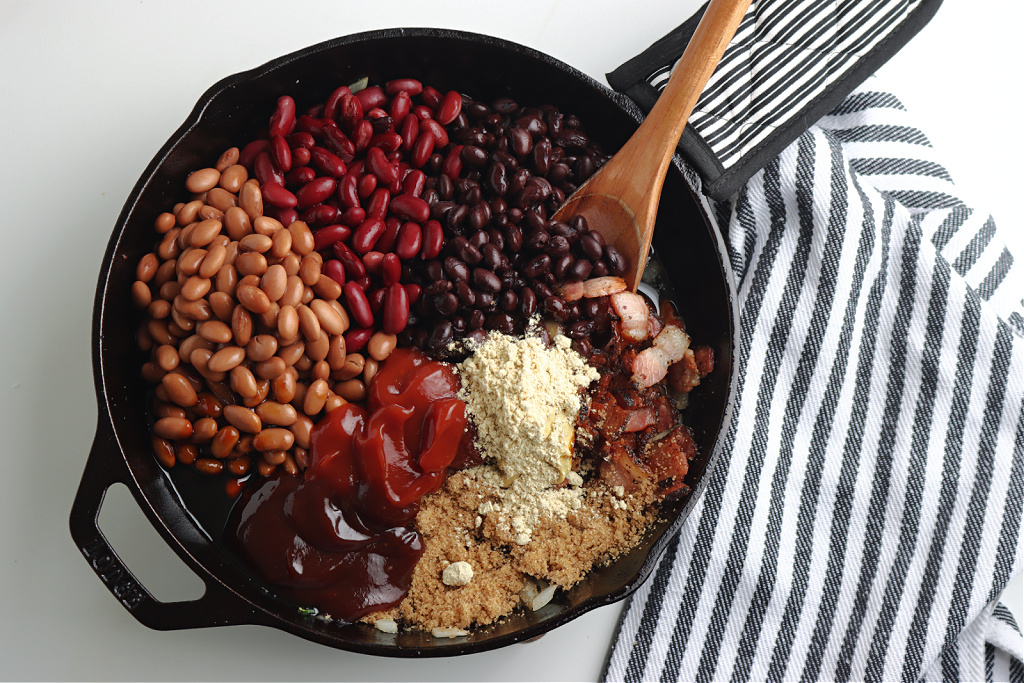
[{"x1": 602, "y1": 84, "x2": 1024, "y2": 682}]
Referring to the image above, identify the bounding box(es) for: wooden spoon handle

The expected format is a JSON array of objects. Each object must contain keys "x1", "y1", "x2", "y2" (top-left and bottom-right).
[{"x1": 642, "y1": 0, "x2": 753, "y2": 156}]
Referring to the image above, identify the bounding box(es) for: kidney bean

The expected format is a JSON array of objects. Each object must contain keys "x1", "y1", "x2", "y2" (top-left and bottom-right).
[
  {"x1": 307, "y1": 146, "x2": 345, "y2": 178},
  {"x1": 260, "y1": 181, "x2": 297, "y2": 209},
  {"x1": 370, "y1": 132, "x2": 403, "y2": 153},
  {"x1": 401, "y1": 169, "x2": 426, "y2": 198},
  {"x1": 343, "y1": 281, "x2": 374, "y2": 329},
  {"x1": 321, "y1": 85, "x2": 351, "y2": 122},
  {"x1": 322, "y1": 123, "x2": 356, "y2": 162},
  {"x1": 352, "y1": 216, "x2": 386, "y2": 254},
  {"x1": 364, "y1": 186, "x2": 389, "y2": 220},
  {"x1": 399, "y1": 113, "x2": 420, "y2": 153},
  {"x1": 415, "y1": 219, "x2": 442, "y2": 260},
  {"x1": 269, "y1": 95, "x2": 296, "y2": 137},
  {"x1": 378, "y1": 283, "x2": 409, "y2": 335},
  {"x1": 380, "y1": 253, "x2": 402, "y2": 287},
  {"x1": 410, "y1": 130, "x2": 435, "y2": 169},
  {"x1": 354, "y1": 84, "x2": 386, "y2": 111},
  {"x1": 442, "y1": 145, "x2": 464, "y2": 178},
  {"x1": 294, "y1": 176, "x2": 336, "y2": 210},
  {"x1": 331, "y1": 240, "x2": 365, "y2": 279},
  {"x1": 364, "y1": 146, "x2": 398, "y2": 185}
]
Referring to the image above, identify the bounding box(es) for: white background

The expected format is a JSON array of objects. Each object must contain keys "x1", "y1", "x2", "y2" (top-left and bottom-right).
[{"x1": 0, "y1": 1, "x2": 1020, "y2": 680}]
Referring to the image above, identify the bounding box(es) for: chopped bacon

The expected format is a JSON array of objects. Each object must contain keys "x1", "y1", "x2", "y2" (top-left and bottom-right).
[
  {"x1": 610, "y1": 291, "x2": 649, "y2": 342},
  {"x1": 631, "y1": 324, "x2": 691, "y2": 388},
  {"x1": 644, "y1": 425, "x2": 697, "y2": 496},
  {"x1": 598, "y1": 443, "x2": 650, "y2": 493},
  {"x1": 622, "y1": 407, "x2": 657, "y2": 433},
  {"x1": 560, "y1": 276, "x2": 628, "y2": 302},
  {"x1": 694, "y1": 346, "x2": 715, "y2": 377}
]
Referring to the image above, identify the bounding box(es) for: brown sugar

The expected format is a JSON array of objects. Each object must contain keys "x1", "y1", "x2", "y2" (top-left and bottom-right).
[{"x1": 364, "y1": 468, "x2": 658, "y2": 631}]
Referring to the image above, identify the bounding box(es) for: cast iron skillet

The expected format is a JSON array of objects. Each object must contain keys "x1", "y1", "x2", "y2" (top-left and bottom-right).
[{"x1": 69, "y1": 27, "x2": 739, "y2": 657}]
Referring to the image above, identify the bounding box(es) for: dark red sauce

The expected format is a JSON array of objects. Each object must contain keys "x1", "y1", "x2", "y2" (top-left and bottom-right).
[{"x1": 227, "y1": 348, "x2": 477, "y2": 621}]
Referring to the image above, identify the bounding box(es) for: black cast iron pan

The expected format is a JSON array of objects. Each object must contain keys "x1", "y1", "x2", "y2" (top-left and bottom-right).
[{"x1": 69, "y1": 27, "x2": 739, "y2": 657}]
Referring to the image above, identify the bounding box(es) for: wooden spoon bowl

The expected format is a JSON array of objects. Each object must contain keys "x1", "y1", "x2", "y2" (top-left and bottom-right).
[{"x1": 553, "y1": 0, "x2": 752, "y2": 290}]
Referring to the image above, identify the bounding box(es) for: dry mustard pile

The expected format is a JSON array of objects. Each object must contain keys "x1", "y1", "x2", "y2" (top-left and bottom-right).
[{"x1": 129, "y1": 76, "x2": 715, "y2": 635}]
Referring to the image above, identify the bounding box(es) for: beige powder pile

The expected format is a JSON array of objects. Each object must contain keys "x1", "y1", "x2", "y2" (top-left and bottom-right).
[{"x1": 455, "y1": 332, "x2": 599, "y2": 544}]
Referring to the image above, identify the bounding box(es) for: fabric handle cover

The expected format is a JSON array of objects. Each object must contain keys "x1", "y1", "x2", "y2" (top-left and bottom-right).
[{"x1": 607, "y1": 0, "x2": 944, "y2": 200}]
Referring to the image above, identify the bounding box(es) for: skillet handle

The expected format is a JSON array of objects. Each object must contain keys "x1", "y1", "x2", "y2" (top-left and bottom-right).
[{"x1": 69, "y1": 414, "x2": 268, "y2": 630}]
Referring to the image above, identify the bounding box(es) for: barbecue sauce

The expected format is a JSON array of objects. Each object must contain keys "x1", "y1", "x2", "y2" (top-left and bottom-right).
[{"x1": 227, "y1": 348, "x2": 476, "y2": 621}]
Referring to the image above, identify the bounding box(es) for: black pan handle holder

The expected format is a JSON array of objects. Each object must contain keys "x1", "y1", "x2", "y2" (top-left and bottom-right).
[{"x1": 69, "y1": 411, "x2": 268, "y2": 630}]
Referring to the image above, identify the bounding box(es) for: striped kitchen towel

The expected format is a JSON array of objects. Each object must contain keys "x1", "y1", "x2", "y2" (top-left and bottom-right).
[{"x1": 602, "y1": 83, "x2": 1024, "y2": 682}]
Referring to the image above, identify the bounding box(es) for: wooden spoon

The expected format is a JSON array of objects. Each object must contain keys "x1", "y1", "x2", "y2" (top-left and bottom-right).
[{"x1": 553, "y1": 0, "x2": 752, "y2": 290}]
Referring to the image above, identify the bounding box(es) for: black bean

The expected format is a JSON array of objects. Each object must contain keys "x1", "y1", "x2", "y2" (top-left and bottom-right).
[
  {"x1": 524, "y1": 229, "x2": 549, "y2": 251},
  {"x1": 501, "y1": 290, "x2": 518, "y2": 312},
  {"x1": 591, "y1": 260, "x2": 609, "y2": 277},
  {"x1": 569, "y1": 259, "x2": 593, "y2": 281},
  {"x1": 544, "y1": 295, "x2": 570, "y2": 322},
  {"x1": 507, "y1": 207, "x2": 523, "y2": 224},
  {"x1": 509, "y1": 127, "x2": 533, "y2": 157},
  {"x1": 422, "y1": 188, "x2": 439, "y2": 206},
  {"x1": 469, "y1": 230, "x2": 489, "y2": 250},
  {"x1": 579, "y1": 234, "x2": 603, "y2": 261},
  {"x1": 424, "y1": 259, "x2": 444, "y2": 282},
  {"x1": 427, "y1": 320, "x2": 454, "y2": 350},
  {"x1": 604, "y1": 244, "x2": 627, "y2": 276},
  {"x1": 468, "y1": 203, "x2": 490, "y2": 230},
  {"x1": 493, "y1": 98, "x2": 518, "y2": 114},
  {"x1": 546, "y1": 235, "x2": 571, "y2": 257},
  {"x1": 521, "y1": 210, "x2": 545, "y2": 234},
  {"x1": 444, "y1": 256, "x2": 469, "y2": 282},
  {"x1": 574, "y1": 154, "x2": 597, "y2": 181},
  {"x1": 523, "y1": 254, "x2": 551, "y2": 278},
  {"x1": 481, "y1": 243, "x2": 503, "y2": 271},
  {"x1": 491, "y1": 150, "x2": 518, "y2": 170},
  {"x1": 434, "y1": 293, "x2": 459, "y2": 316},
  {"x1": 515, "y1": 115, "x2": 547, "y2": 137},
  {"x1": 468, "y1": 309, "x2": 485, "y2": 329},
  {"x1": 505, "y1": 224, "x2": 523, "y2": 252},
  {"x1": 558, "y1": 130, "x2": 589, "y2": 150},
  {"x1": 466, "y1": 101, "x2": 490, "y2": 120},
  {"x1": 455, "y1": 280, "x2": 476, "y2": 306},
  {"x1": 472, "y1": 267, "x2": 502, "y2": 294},
  {"x1": 452, "y1": 316, "x2": 467, "y2": 333},
  {"x1": 485, "y1": 313, "x2": 516, "y2": 334},
  {"x1": 436, "y1": 174, "x2": 454, "y2": 200},
  {"x1": 424, "y1": 279, "x2": 453, "y2": 296},
  {"x1": 519, "y1": 286, "x2": 538, "y2": 317},
  {"x1": 475, "y1": 291, "x2": 495, "y2": 311},
  {"x1": 509, "y1": 167, "x2": 531, "y2": 195},
  {"x1": 547, "y1": 110, "x2": 564, "y2": 138},
  {"x1": 452, "y1": 236, "x2": 482, "y2": 265},
  {"x1": 370, "y1": 115, "x2": 393, "y2": 134},
  {"x1": 446, "y1": 204, "x2": 470, "y2": 232},
  {"x1": 532, "y1": 139, "x2": 552, "y2": 175},
  {"x1": 552, "y1": 253, "x2": 574, "y2": 280},
  {"x1": 532, "y1": 281, "x2": 553, "y2": 300},
  {"x1": 548, "y1": 162, "x2": 571, "y2": 184},
  {"x1": 566, "y1": 320, "x2": 594, "y2": 339}
]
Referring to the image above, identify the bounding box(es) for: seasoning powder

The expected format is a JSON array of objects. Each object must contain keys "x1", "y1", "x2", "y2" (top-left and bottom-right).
[{"x1": 456, "y1": 332, "x2": 599, "y2": 545}]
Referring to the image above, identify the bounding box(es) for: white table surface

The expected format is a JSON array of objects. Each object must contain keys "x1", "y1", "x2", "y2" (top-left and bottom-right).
[{"x1": 0, "y1": 1, "x2": 1019, "y2": 680}]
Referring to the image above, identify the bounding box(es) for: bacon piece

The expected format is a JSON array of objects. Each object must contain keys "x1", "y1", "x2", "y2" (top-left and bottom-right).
[
  {"x1": 644, "y1": 424, "x2": 697, "y2": 496},
  {"x1": 610, "y1": 291, "x2": 649, "y2": 342},
  {"x1": 560, "y1": 276, "x2": 628, "y2": 302},
  {"x1": 631, "y1": 324, "x2": 691, "y2": 388}
]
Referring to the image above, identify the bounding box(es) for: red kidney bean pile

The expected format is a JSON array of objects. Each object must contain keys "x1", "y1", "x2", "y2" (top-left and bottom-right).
[
  {"x1": 133, "y1": 76, "x2": 632, "y2": 487},
  {"x1": 236, "y1": 79, "x2": 627, "y2": 357}
]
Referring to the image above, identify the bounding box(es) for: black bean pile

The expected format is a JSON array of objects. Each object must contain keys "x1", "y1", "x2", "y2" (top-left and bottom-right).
[{"x1": 401, "y1": 97, "x2": 627, "y2": 355}]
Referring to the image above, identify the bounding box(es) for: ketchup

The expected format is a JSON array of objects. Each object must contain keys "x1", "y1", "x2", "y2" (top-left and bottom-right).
[{"x1": 227, "y1": 348, "x2": 478, "y2": 621}]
